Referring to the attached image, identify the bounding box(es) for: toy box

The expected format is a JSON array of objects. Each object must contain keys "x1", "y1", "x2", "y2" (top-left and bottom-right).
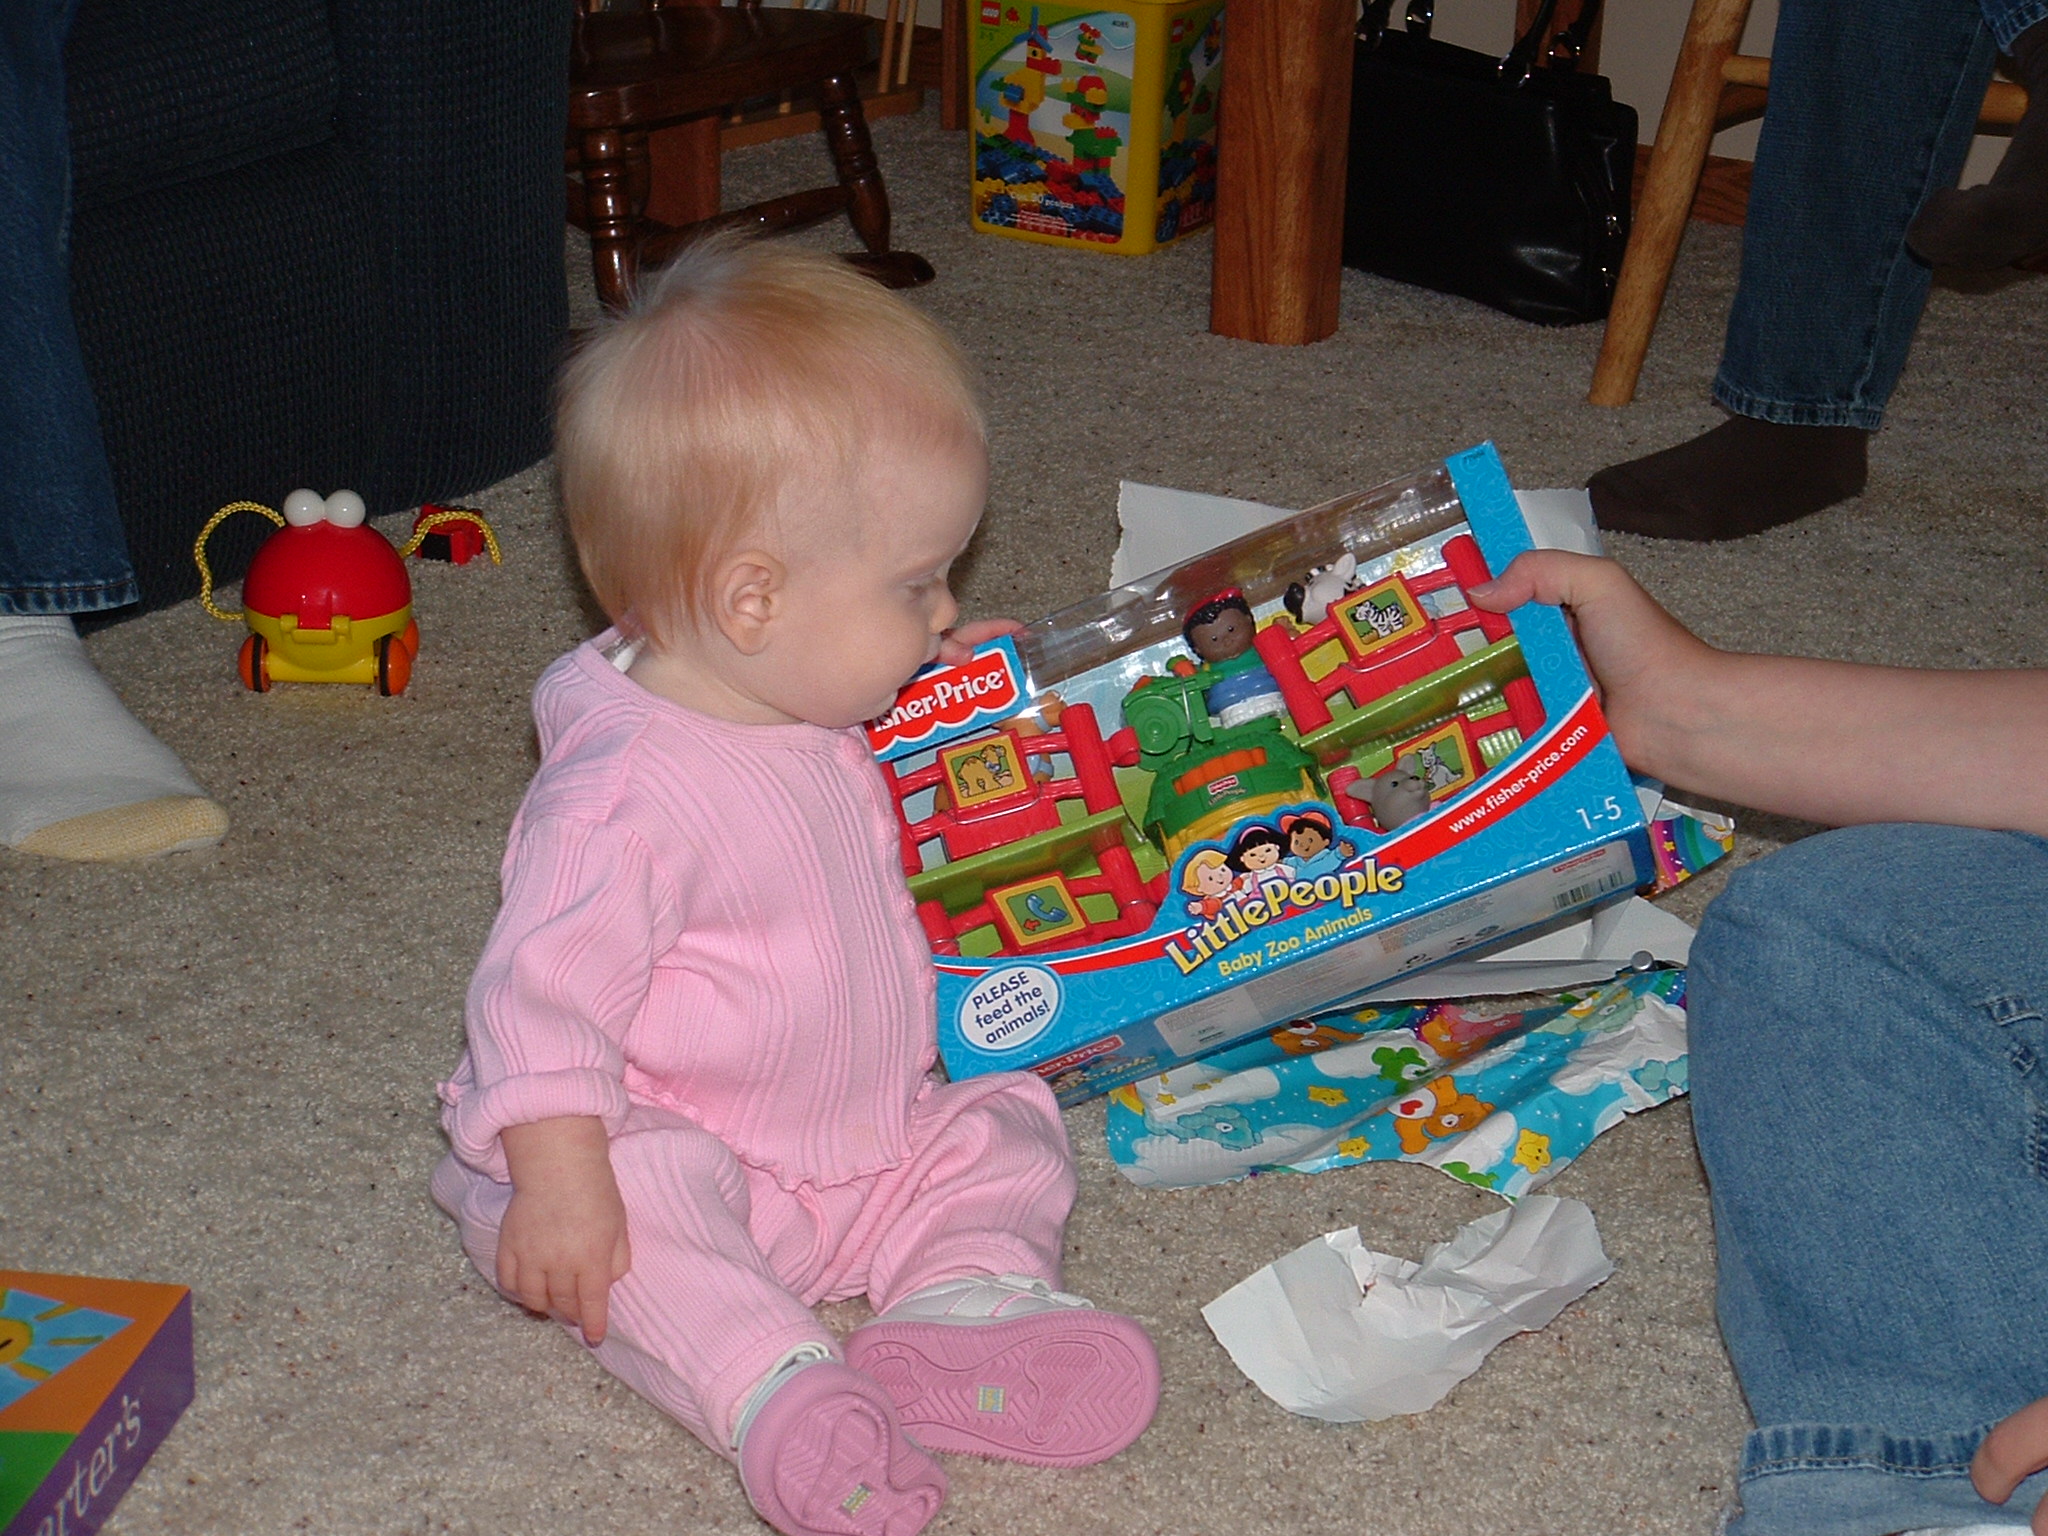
[
  {"x1": 870, "y1": 444, "x2": 1655, "y2": 1106},
  {"x1": 970, "y1": 0, "x2": 1223, "y2": 253},
  {"x1": 0, "y1": 1272, "x2": 193, "y2": 1536}
]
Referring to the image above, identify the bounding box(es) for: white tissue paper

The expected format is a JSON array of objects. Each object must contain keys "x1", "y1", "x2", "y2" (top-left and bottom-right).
[{"x1": 1201, "y1": 1195, "x2": 1614, "y2": 1422}]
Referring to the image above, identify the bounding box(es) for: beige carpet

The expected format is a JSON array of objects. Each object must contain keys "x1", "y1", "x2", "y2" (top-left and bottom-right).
[{"x1": 6, "y1": 104, "x2": 2045, "y2": 1536}]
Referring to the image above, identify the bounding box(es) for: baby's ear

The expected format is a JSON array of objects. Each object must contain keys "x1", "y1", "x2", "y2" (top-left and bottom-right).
[{"x1": 711, "y1": 550, "x2": 786, "y2": 655}]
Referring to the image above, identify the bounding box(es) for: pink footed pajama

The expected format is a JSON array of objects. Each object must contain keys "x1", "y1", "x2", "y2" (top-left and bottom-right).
[{"x1": 433, "y1": 638, "x2": 1158, "y2": 1536}]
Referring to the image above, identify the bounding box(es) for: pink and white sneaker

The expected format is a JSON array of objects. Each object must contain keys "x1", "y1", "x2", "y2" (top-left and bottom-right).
[
  {"x1": 736, "y1": 1361, "x2": 947, "y2": 1536},
  {"x1": 845, "y1": 1274, "x2": 1160, "y2": 1468}
]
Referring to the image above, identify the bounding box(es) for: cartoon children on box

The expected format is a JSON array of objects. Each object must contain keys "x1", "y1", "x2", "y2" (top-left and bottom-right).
[
  {"x1": 1280, "y1": 809, "x2": 1356, "y2": 880},
  {"x1": 1224, "y1": 823, "x2": 1291, "y2": 895},
  {"x1": 1180, "y1": 847, "x2": 1233, "y2": 919}
]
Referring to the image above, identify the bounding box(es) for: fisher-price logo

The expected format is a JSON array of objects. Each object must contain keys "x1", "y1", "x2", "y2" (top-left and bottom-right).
[{"x1": 868, "y1": 637, "x2": 1027, "y2": 762}]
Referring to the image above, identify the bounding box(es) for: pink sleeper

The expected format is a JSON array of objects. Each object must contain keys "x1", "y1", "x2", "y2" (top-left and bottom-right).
[{"x1": 432, "y1": 635, "x2": 1156, "y2": 1531}]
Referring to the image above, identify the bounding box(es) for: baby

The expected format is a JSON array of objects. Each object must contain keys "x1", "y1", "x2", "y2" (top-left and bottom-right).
[{"x1": 431, "y1": 240, "x2": 1159, "y2": 1536}]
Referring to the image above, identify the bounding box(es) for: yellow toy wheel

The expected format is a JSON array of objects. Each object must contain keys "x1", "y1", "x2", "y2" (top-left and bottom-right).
[{"x1": 238, "y1": 633, "x2": 271, "y2": 692}]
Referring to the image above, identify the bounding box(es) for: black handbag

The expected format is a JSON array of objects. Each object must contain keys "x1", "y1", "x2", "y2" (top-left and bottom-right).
[{"x1": 1342, "y1": 0, "x2": 1638, "y2": 326}]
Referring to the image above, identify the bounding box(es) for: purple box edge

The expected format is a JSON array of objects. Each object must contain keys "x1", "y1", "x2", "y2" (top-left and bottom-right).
[{"x1": 4, "y1": 1293, "x2": 194, "y2": 1536}]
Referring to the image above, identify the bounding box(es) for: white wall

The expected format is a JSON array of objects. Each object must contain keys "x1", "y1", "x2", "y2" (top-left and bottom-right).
[
  {"x1": 763, "y1": 0, "x2": 944, "y2": 24},
  {"x1": 1420, "y1": 0, "x2": 2006, "y2": 182},
  {"x1": 757, "y1": 0, "x2": 2009, "y2": 183}
]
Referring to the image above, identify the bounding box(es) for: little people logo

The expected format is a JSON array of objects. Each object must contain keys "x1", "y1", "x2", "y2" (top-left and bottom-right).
[
  {"x1": 868, "y1": 636, "x2": 1027, "y2": 761},
  {"x1": 1166, "y1": 814, "x2": 1407, "y2": 979}
]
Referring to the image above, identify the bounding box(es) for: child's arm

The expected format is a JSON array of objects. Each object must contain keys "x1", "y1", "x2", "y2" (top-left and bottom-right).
[
  {"x1": 1469, "y1": 551, "x2": 2048, "y2": 837},
  {"x1": 451, "y1": 819, "x2": 681, "y2": 1341},
  {"x1": 498, "y1": 1115, "x2": 632, "y2": 1345}
]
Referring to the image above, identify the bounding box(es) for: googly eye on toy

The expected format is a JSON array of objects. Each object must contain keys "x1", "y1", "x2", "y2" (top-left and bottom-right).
[
  {"x1": 195, "y1": 490, "x2": 499, "y2": 695},
  {"x1": 282, "y1": 487, "x2": 366, "y2": 528}
]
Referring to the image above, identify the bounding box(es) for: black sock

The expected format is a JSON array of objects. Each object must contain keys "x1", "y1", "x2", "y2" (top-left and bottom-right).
[
  {"x1": 1907, "y1": 20, "x2": 2048, "y2": 269},
  {"x1": 1587, "y1": 416, "x2": 1869, "y2": 541}
]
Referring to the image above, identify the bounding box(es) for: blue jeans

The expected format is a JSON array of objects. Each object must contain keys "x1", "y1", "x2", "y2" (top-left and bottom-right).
[
  {"x1": 0, "y1": 0, "x2": 137, "y2": 617},
  {"x1": 1690, "y1": 825, "x2": 2048, "y2": 1536},
  {"x1": 1714, "y1": 0, "x2": 2045, "y2": 429}
]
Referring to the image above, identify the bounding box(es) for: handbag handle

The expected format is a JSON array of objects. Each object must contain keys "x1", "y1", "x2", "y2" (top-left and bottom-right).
[
  {"x1": 1541, "y1": 0, "x2": 1603, "y2": 68},
  {"x1": 1500, "y1": 0, "x2": 1605, "y2": 83},
  {"x1": 1359, "y1": 0, "x2": 1437, "y2": 43}
]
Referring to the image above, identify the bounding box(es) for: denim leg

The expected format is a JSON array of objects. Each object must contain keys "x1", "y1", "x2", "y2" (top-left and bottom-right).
[
  {"x1": 1691, "y1": 825, "x2": 2048, "y2": 1536},
  {"x1": 0, "y1": 0, "x2": 137, "y2": 617},
  {"x1": 1714, "y1": 0, "x2": 1999, "y2": 429}
]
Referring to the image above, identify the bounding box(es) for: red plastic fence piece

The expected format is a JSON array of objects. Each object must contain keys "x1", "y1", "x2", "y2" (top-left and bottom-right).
[{"x1": 884, "y1": 702, "x2": 1159, "y2": 957}]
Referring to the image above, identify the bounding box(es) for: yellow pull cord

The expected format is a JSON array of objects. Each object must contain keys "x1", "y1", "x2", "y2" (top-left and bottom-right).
[
  {"x1": 194, "y1": 502, "x2": 286, "y2": 623},
  {"x1": 398, "y1": 509, "x2": 503, "y2": 565}
]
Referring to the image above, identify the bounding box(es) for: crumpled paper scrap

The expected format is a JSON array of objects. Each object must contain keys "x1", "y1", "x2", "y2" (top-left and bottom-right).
[{"x1": 1200, "y1": 1195, "x2": 1613, "y2": 1422}]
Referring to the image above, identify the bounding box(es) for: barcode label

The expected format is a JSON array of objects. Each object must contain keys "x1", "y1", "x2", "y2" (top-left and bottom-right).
[{"x1": 1551, "y1": 865, "x2": 1636, "y2": 911}]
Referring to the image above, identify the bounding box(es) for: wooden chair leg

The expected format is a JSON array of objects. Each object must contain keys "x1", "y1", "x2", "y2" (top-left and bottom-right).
[
  {"x1": 941, "y1": 0, "x2": 967, "y2": 130},
  {"x1": 818, "y1": 71, "x2": 891, "y2": 254},
  {"x1": 815, "y1": 71, "x2": 936, "y2": 289},
  {"x1": 578, "y1": 126, "x2": 643, "y2": 311},
  {"x1": 1588, "y1": 0, "x2": 1754, "y2": 406}
]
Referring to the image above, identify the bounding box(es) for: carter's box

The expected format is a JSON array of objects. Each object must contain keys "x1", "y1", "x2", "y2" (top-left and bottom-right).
[
  {"x1": 0, "y1": 1273, "x2": 193, "y2": 1536},
  {"x1": 870, "y1": 444, "x2": 1653, "y2": 1105}
]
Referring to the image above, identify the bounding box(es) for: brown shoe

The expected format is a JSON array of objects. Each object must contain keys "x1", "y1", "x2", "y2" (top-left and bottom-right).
[{"x1": 1588, "y1": 416, "x2": 1868, "y2": 541}]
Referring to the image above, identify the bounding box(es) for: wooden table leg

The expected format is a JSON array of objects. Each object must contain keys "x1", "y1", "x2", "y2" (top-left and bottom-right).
[{"x1": 1209, "y1": 0, "x2": 1355, "y2": 345}]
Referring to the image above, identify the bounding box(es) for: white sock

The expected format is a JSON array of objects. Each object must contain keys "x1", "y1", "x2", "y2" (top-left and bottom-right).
[
  {"x1": 0, "y1": 614, "x2": 227, "y2": 859},
  {"x1": 875, "y1": 1273, "x2": 1091, "y2": 1323}
]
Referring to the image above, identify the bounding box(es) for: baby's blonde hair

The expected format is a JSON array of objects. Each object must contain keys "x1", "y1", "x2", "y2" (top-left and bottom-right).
[{"x1": 556, "y1": 237, "x2": 984, "y2": 649}]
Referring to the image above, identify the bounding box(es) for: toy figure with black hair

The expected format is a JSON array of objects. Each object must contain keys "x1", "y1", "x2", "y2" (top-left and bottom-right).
[
  {"x1": 1176, "y1": 587, "x2": 1287, "y2": 728},
  {"x1": 1117, "y1": 592, "x2": 1324, "y2": 860}
]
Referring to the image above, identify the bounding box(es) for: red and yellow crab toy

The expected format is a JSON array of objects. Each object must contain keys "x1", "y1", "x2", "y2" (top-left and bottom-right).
[{"x1": 196, "y1": 490, "x2": 498, "y2": 694}]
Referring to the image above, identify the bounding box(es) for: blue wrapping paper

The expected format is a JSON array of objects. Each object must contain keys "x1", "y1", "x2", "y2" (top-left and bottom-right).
[{"x1": 1106, "y1": 967, "x2": 1688, "y2": 1193}]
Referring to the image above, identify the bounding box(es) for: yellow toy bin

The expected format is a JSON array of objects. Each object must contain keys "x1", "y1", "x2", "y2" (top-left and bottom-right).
[{"x1": 970, "y1": 0, "x2": 1224, "y2": 254}]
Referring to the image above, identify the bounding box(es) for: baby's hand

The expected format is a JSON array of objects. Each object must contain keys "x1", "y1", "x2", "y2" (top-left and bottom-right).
[
  {"x1": 1973, "y1": 1394, "x2": 2048, "y2": 1533},
  {"x1": 497, "y1": 1116, "x2": 632, "y2": 1347},
  {"x1": 935, "y1": 617, "x2": 1023, "y2": 668}
]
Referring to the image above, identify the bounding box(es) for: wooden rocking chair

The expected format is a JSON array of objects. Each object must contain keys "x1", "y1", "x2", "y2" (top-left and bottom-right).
[{"x1": 568, "y1": 0, "x2": 935, "y2": 310}]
